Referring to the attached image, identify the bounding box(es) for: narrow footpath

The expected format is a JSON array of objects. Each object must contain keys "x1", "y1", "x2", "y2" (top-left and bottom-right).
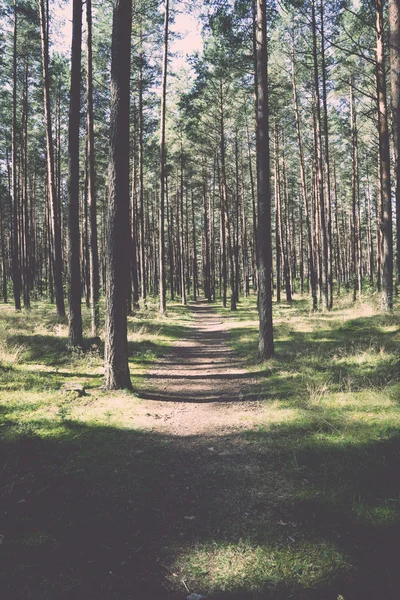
[{"x1": 134, "y1": 300, "x2": 262, "y2": 435}]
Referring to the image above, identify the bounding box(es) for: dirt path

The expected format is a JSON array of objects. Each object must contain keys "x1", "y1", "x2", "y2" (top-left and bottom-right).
[
  {"x1": 135, "y1": 300, "x2": 261, "y2": 435},
  {"x1": 129, "y1": 303, "x2": 296, "y2": 597}
]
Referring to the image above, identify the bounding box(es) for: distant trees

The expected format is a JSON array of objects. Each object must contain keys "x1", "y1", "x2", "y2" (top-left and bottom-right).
[{"x1": 0, "y1": 0, "x2": 399, "y2": 379}]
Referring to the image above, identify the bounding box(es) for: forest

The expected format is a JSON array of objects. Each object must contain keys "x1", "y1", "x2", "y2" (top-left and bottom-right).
[{"x1": 0, "y1": 0, "x2": 400, "y2": 598}]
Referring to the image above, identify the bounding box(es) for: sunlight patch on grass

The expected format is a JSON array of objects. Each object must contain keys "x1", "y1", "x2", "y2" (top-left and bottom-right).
[{"x1": 171, "y1": 540, "x2": 349, "y2": 595}]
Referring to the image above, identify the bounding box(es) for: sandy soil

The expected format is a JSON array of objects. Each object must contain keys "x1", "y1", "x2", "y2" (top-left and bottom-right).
[{"x1": 134, "y1": 300, "x2": 262, "y2": 436}]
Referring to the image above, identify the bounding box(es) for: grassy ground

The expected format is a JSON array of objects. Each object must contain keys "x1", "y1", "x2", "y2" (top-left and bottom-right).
[
  {"x1": 205, "y1": 293, "x2": 400, "y2": 597},
  {"x1": 1, "y1": 293, "x2": 400, "y2": 599}
]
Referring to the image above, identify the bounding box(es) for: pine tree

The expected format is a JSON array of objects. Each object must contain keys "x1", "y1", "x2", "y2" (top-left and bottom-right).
[{"x1": 104, "y1": 0, "x2": 133, "y2": 390}]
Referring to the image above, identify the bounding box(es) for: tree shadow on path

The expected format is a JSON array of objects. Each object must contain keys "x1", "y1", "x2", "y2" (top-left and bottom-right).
[{"x1": 1, "y1": 417, "x2": 400, "y2": 599}]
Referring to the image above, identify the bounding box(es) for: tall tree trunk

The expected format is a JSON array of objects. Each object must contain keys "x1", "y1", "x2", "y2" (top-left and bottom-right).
[
  {"x1": 217, "y1": 152, "x2": 227, "y2": 307},
  {"x1": 389, "y1": 0, "x2": 400, "y2": 289},
  {"x1": 185, "y1": 185, "x2": 191, "y2": 297},
  {"x1": 389, "y1": 0, "x2": 400, "y2": 290},
  {"x1": 138, "y1": 18, "x2": 146, "y2": 303},
  {"x1": 366, "y1": 167, "x2": 374, "y2": 286},
  {"x1": 219, "y1": 83, "x2": 236, "y2": 311},
  {"x1": 320, "y1": 0, "x2": 333, "y2": 308},
  {"x1": 281, "y1": 136, "x2": 293, "y2": 302},
  {"x1": 82, "y1": 172, "x2": 90, "y2": 309},
  {"x1": 38, "y1": 0, "x2": 65, "y2": 317},
  {"x1": 11, "y1": 0, "x2": 21, "y2": 311},
  {"x1": 311, "y1": 0, "x2": 329, "y2": 310},
  {"x1": 20, "y1": 61, "x2": 29, "y2": 309},
  {"x1": 376, "y1": 153, "x2": 383, "y2": 291},
  {"x1": 292, "y1": 43, "x2": 317, "y2": 309},
  {"x1": 86, "y1": 0, "x2": 100, "y2": 336},
  {"x1": 350, "y1": 78, "x2": 361, "y2": 302},
  {"x1": 234, "y1": 135, "x2": 241, "y2": 302},
  {"x1": 274, "y1": 124, "x2": 281, "y2": 303},
  {"x1": 202, "y1": 159, "x2": 211, "y2": 301},
  {"x1": 211, "y1": 157, "x2": 216, "y2": 300},
  {"x1": 256, "y1": 0, "x2": 274, "y2": 358},
  {"x1": 333, "y1": 158, "x2": 342, "y2": 293},
  {"x1": 191, "y1": 189, "x2": 198, "y2": 300},
  {"x1": 240, "y1": 149, "x2": 250, "y2": 297},
  {"x1": 0, "y1": 190, "x2": 7, "y2": 303},
  {"x1": 299, "y1": 198, "x2": 304, "y2": 294},
  {"x1": 159, "y1": 0, "x2": 169, "y2": 315},
  {"x1": 245, "y1": 105, "x2": 258, "y2": 291},
  {"x1": 180, "y1": 145, "x2": 186, "y2": 305},
  {"x1": 131, "y1": 107, "x2": 140, "y2": 311},
  {"x1": 376, "y1": 0, "x2": 394, "y2": 310},
  {"x1": 104, "y1": 0, "x2": 133, "y2": 390},
  {"x1": 67, "y1": 0, "x2": 83, "y2": 346},
  {"x1": 166, "y1": 176, "x2": 174, "y2": 300}
]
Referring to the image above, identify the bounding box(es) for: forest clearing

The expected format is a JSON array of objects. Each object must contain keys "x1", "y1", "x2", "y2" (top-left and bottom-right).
[{"x1": 1, "y1": 0, "x2": 400, "y2": 597}]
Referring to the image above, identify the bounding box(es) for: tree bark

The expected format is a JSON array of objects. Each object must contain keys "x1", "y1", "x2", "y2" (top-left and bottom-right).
[
  {"x1": 219, "y1": 82, "x2": 236, "y2": 311},
  {"x1": 240, "y1": 148, "x2": 250, "y2": 297},
  {"x1": 0, "y1": 188, "x2": 7, "y2": 303},
  {"x1": 350, "y1": 78, "x2": 362, "y2": 302},
  {"x1": 104, "y1": 0, "x2": 133, "y2": 390},
  {"x1": 274, "y1": 124, "x2": 281, "y2": 303},
  {"x1": 38, "y1": 0, "x2": 65, "y2": 318},
  {"x1": 320, "y1": 0, "x2": 333, "y2": 308},
  {"x1": 166, "y1": 175, "x2": 174, "y2": 300},
  {"x1": 67, "y1": 0, "x2": 83, "y2": 346},
  {"x1": 159, "y1": 0, "x2": 169, "y2": 315},
  {"x1": 202, "y1": 159, "x2": 211, "y2": 300},
  {"x1": 138, "y1": 18, "x2": 146, "y2": 302},
  {"x1": 291, "y1": 43, "x2": 317, "y2": 309},
  {"x1": 191, "y1": 189, "x2": 198, "y2": 300},
  {"x1": 245, "y1": 105, "x2": 258, "y2": 291},
  {"x1": 389, "y1": 0, "x2": 400, "y2": 289},
  {"x1": 131, "y1": 106, "x2": 140, "y2": 311},
  {"x1": 311, "y1": 0, "x2": 329, "y2": 310},
  {"x1": 21, "y1": 62, "x2": 30, "y2": 309},
  {"x1": 179, "y1": 143, "x2": 186, "y2": 305},
  {"x1": 376, "y1": 0, "x2": 394, "y2": 310},
  {"x1": 256, "y1": 0, "x2": 274, "y2": 358},
  {"x1": 281, "y1": 136, "x2": 293, "y2": 302},
  {"x1": 86, "y1": 0, "x2": 100, "y2": 336},
  {"x1": 11, "y1": 0, "x2": 21, "y2": 311}
]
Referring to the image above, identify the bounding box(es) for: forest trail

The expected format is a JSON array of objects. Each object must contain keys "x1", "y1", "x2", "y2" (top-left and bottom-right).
[{"x1": 134, "y1": 299, "x2": 262, "y2": 435}]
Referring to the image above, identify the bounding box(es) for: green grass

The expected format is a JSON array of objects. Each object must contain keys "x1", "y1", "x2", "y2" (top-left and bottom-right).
[
  {"x1": 1, "y1": 293, "x2": 400, "y2": 599},
  {"x1": 0, "y1": 296, "x2": 192, "y2": 388},
  {"x1": 215, "y1": 294, "x2": 400, "y2": 507},
  {"x1": 0, "y1": 297, "x2": 193, "y2": 453},
  {"x1": 174, "y1": 540, "x2": 348, "y2": 593}
]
